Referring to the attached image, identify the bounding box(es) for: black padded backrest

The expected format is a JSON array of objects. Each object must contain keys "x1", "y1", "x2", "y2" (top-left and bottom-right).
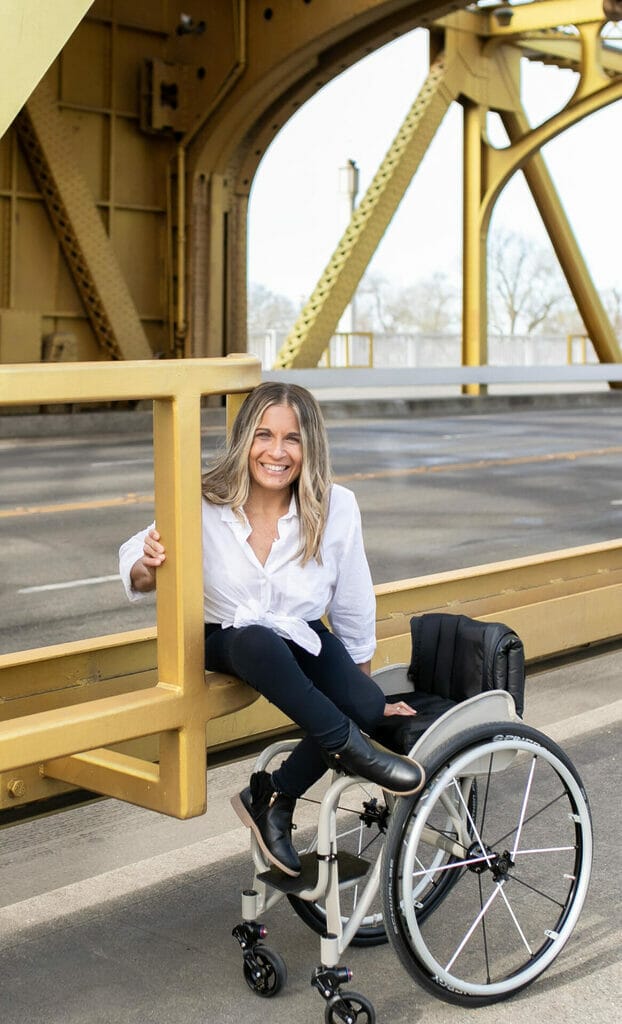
[{"x1": 408, "y1": 613, "x2": 525, "y2": 716}]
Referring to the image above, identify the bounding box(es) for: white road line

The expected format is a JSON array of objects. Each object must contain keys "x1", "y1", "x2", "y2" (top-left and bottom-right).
[{"x1": 18, "y1": 574, "x2": 121, "y2": 594}]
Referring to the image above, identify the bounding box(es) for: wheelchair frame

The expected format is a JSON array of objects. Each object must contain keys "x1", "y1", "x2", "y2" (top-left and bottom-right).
[{"x1": 233, "y1": 681, "x2": 593, "y2": 1022}]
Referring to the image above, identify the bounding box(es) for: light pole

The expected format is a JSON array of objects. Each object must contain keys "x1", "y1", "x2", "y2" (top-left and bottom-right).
[{"x1": 337, "y1": 159, "x2": 359, "y2": 347}]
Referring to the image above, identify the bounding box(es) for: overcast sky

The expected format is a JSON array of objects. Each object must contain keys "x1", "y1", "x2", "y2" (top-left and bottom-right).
[{"x1": 247, "y1": 27, "x2": 621, "y2": 305}]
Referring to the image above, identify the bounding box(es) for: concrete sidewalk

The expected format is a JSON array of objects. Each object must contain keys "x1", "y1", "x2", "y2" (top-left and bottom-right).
[{"x1": 0, "y1": 644, "x2": 620, "y2": 1024}]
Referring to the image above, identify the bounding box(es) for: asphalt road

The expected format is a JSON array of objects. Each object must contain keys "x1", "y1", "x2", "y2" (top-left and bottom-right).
[
  {"x1": 1, "y1": 400, "x2": 621, "y2": 1023},
  {"x1": 0, "y1": 715, "x2": 619, "y2": 1024},
  {"x1": 1, "y1": 402, "x2": 621, "y2": 654}
]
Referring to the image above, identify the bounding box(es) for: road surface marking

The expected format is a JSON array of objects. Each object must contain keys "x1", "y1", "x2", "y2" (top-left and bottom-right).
[
  {"x1": 19, "y1": 574, "x2": 121, "y2": 594},
  {"x1": 2, "y1": 446, "x2": 622, "y2": 518}
]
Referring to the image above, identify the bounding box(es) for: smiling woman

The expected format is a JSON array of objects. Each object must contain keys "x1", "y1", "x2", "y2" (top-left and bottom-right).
[{"x1": 119, "y1": 381, "x2": 424, "y2": 877}]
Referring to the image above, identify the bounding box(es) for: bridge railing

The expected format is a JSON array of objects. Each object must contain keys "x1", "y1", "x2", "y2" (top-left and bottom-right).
[
  {"x1": 0, "y1": 357, "x2": 263, "y2": 818},
  {"x1": 0, "y1": 359, "x2": 621, "y2": 821}
]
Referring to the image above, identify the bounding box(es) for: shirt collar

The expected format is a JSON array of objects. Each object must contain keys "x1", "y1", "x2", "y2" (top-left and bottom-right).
[{"x1": 220, "y1": 493, "x2": 298, "y2": 524}]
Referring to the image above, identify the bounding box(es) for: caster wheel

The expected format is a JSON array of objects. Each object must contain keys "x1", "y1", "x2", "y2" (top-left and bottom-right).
[
  {"x1": 324, "y1": 991, "x2": 376, "y2": 1023},
  {"x1": 243, "y1": 944, "x2": 287, "y2": 997}
]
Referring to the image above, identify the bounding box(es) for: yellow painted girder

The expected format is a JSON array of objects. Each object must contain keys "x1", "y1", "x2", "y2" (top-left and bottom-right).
[
  {"x1": 484, "y1": 77, "x2": 622, "y2": 215},
  {"x1": 0, "y1": 357, "x2": 262, "y2": 818},
  {"x1": 519, "y1": 32, "x2": 622, "y2": 76},
  {"x1": 16, "y1": 80, "x2": 152, "y2": 361},
  {"x1": 442, "y1": 0, "x2": 618, "y2": 37},
  {"x1": 1, "y1": 538, "x2": 620, "y2": 814},
  {"x1": 275, "y1": 52, "x2": 462, "y2": 368},
  {"x1": 500, "y1": 104, "x2": 622, "y2": 367},
  {"x1": 374, "y1": 539, "x2": 622, "y2": 664},
  {"x1": 0, "y1": 0, "x2": 92, "y2": 139}
]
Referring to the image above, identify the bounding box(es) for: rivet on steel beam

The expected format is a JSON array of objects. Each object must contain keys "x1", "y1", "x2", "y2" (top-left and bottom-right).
[{"x1": 7, "y1": 779, "x2": 26, "y2": 798}]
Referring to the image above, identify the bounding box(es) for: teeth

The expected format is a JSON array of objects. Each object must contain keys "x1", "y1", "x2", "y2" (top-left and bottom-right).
[{"x1": 262, "y1": 464, "x2": 287, "y2": 472}]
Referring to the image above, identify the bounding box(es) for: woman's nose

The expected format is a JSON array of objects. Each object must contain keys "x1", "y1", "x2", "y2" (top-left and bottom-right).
[{"x1": 270, "y1": 438, "x2": 285, "y2": 456}]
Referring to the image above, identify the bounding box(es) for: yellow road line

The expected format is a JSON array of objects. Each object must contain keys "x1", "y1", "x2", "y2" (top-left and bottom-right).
[
  {"x1": 2, "y1": 445, "x2": 621, "y2": 519},
  {"x1": 0, "y1": 493, "x2": 154, "y2": 519},
  {"x1": 335, "y1": 446, "x2": 622, "y2": 483}
]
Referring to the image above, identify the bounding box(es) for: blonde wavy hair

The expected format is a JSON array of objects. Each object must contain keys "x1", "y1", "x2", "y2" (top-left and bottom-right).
[{"x1": 202, "y1": 382, "x2": 333, "y2": 564}]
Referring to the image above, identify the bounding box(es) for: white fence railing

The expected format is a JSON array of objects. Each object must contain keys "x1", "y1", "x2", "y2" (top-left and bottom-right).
[{"x1": 247, "y1": 332, "x2": 603, "y2": 370}]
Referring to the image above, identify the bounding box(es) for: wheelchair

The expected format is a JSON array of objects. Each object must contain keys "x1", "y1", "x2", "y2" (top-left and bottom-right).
[{"x1": 232, "y1": 617, "x2": 593, "y2": 1023}]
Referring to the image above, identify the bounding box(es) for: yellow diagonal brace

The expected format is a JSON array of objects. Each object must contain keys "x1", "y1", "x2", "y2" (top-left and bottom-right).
[
  {"x1": 0, "y1": 0, "x2": 92, "y2": 139},
  {"x1": 501, "y1": 106, "x2": 622, "y2": 370},
  {"x1": 275, "y1": 52, "x2": 461, "y2": 369},
  {"x1": 15, "y1": 80, "x2": 152, "y2": 360}
]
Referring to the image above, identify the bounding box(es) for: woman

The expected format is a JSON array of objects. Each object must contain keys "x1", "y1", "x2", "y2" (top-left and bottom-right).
[{"x1": 119, "y1": 382, "x2": 422, "y2": 877}]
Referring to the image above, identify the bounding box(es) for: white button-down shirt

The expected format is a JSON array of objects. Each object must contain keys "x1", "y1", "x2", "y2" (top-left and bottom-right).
[{"x1": 118, "y1": 483, "x2": 376, "y2": 663}]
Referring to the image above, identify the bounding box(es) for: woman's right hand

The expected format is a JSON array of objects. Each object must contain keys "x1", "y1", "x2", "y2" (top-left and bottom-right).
[{"x1": 130, "y1": 528, "x2": 166, "y2": 592}]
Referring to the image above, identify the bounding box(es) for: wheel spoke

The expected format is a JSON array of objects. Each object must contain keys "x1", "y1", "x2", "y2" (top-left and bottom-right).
[
  {"x1": 510, "y1": 754, "x2": 537, "y2": 858},
  {"x1": 491, "y1": 788, "x2": 569, "y2": 848},
  {"x1": 476, "y1": 753, "x2": 494, "y2": 837},
  {"x1": 445, "y1": 883, "x2": 503, "y2": 971},
  {"x1": 477, "y1": 874, "x2": 492, "y2": 985},
  {"x1": 507, "y1": 868, "x2": 571, "y2": 909},
  {"x1": 496, "y1": 884, "x2": 534, "y2": 956},
  {"x1": 451, "y1": 776, "x2": 494, "y2": 869}
]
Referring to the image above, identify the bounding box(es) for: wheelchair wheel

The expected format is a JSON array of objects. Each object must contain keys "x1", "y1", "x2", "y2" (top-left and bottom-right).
[
  {"x1": 243, "y1": 944, "x2": 287, "y2": 997},
  {"x1": 382, "y1": 722, "x2": 592, "y2": 1006},
  {"x1": 288, "y1": 780, "x2": 392, "y2": 946}
]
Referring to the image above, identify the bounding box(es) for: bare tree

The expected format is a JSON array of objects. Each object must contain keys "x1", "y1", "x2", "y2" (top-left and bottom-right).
[
  {"x1": 386, "y1": 273, "x2": 459, "y2": 333},
  {"x1": 603, "y1": 287, "x2": 622, "y2": 337},
  {"x1": 356, "y1": 271, "x2": 459, "y2": 334},
  {"x1": 356, "y1": 272, "x2": 392, "y2": 332},
  {"x1": 488, "y1": 230, "x2": 570, "y2": 336},
  {"x1": 247, "y1": 282, "x2": 298, "y2": 334}
]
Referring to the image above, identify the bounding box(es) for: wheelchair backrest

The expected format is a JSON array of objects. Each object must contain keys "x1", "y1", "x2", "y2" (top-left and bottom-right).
[{"x1": 408, "y1": 613, "x2": 525, "y2": 716}]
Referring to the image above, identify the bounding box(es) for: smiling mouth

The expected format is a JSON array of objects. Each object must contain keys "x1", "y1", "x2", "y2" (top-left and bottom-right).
[{"x1": 260, "y1": 463, "x2": 289, "y2": 473}]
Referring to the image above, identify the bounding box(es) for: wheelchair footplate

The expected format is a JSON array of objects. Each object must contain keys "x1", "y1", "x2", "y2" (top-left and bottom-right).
[{"x1": 257, "y1": 849, "x2": 370, "y2": 894}]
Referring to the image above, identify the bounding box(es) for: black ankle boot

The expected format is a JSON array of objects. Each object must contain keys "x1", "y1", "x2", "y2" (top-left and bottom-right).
[
  {"x1": 231, "y1": 771, "x2": 301, "y2": 877},
  {"x1": 323, "y1": 723, "x2": 425, "y2": 796}
]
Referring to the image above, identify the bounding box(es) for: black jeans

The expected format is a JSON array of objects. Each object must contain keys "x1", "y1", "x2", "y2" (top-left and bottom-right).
[{"x1": 204, "y1": 621, "x2": 386, "y2": 798}]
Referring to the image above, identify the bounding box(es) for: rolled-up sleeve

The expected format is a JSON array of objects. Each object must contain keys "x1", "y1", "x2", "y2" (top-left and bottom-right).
[
  {"x1": 327, "y1": 495, "x2": 376, "y2": 664},
  {"x1": 118, "y1": 523, "x2": 154, "y2": 602}
]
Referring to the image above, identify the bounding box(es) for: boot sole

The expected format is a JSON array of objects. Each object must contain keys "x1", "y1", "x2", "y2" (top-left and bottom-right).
[{"x1": 230, "y1": 792, "x2": 301, "y2": 878}]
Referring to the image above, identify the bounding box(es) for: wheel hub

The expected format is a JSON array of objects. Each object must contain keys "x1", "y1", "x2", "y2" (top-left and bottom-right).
[
  {"x1": 360, "y1": 797, "x2": 389, "y2": 833},
  {"x1": 466, "y1": 843, "x2": 515, "y2": 881}
]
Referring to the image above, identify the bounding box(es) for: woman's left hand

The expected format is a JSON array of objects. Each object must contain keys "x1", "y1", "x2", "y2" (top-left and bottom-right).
[{"x1": 383, "y1": 700, "x2": 417, "y2": 718}]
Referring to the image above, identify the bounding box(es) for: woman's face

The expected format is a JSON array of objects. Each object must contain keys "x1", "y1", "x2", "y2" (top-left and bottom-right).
[{"x1": 248, "y1": 403, "x2": 303, "y2": 497}]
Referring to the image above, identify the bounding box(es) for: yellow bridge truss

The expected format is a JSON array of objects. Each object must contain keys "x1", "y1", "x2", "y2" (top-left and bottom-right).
[{"x1": 0, "y1": 1, "x2": 620, "y2": 369}]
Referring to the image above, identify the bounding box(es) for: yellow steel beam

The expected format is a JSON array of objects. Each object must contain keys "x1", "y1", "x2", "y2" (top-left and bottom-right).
[
  {"x1": 0, "y1": 0, "x2": 92, "y2": 139},
  {"x1": 275, "y1": 52, "x2": 462, "y2": 368},
  {"x1": 0, "y1": 357, "x2": 258, "y2": 406},
  {"x1": 501, "y1": 104, "x2": 622, "y2": 372},
  {"x1": 185, "y1": 0, "x2": 468, "y2": 356},
  {"x1": 374, "y1": 539, "x2": 622, "y2": 664},
  {"x1": 462, "y1": 98, "x2": 488, "y2": 395},
  {"x1": 459, "y1": 0, "x2": 614, "y2": 37},
  {"x1": 15, "y1": 80, "x2": 152, "y2": 361},
  {"x1": 518, "y1": 31, "x2": 622, "y2": 76},
  {"x1": 2, "y1": 537, "x2": 620, "y2": 813},
  {"x1": 0, "y1": 356, "x2": 261, "y2": 817},
  {"x1": 455, "y1": 10, "x2": 622, "y2": 388}
]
